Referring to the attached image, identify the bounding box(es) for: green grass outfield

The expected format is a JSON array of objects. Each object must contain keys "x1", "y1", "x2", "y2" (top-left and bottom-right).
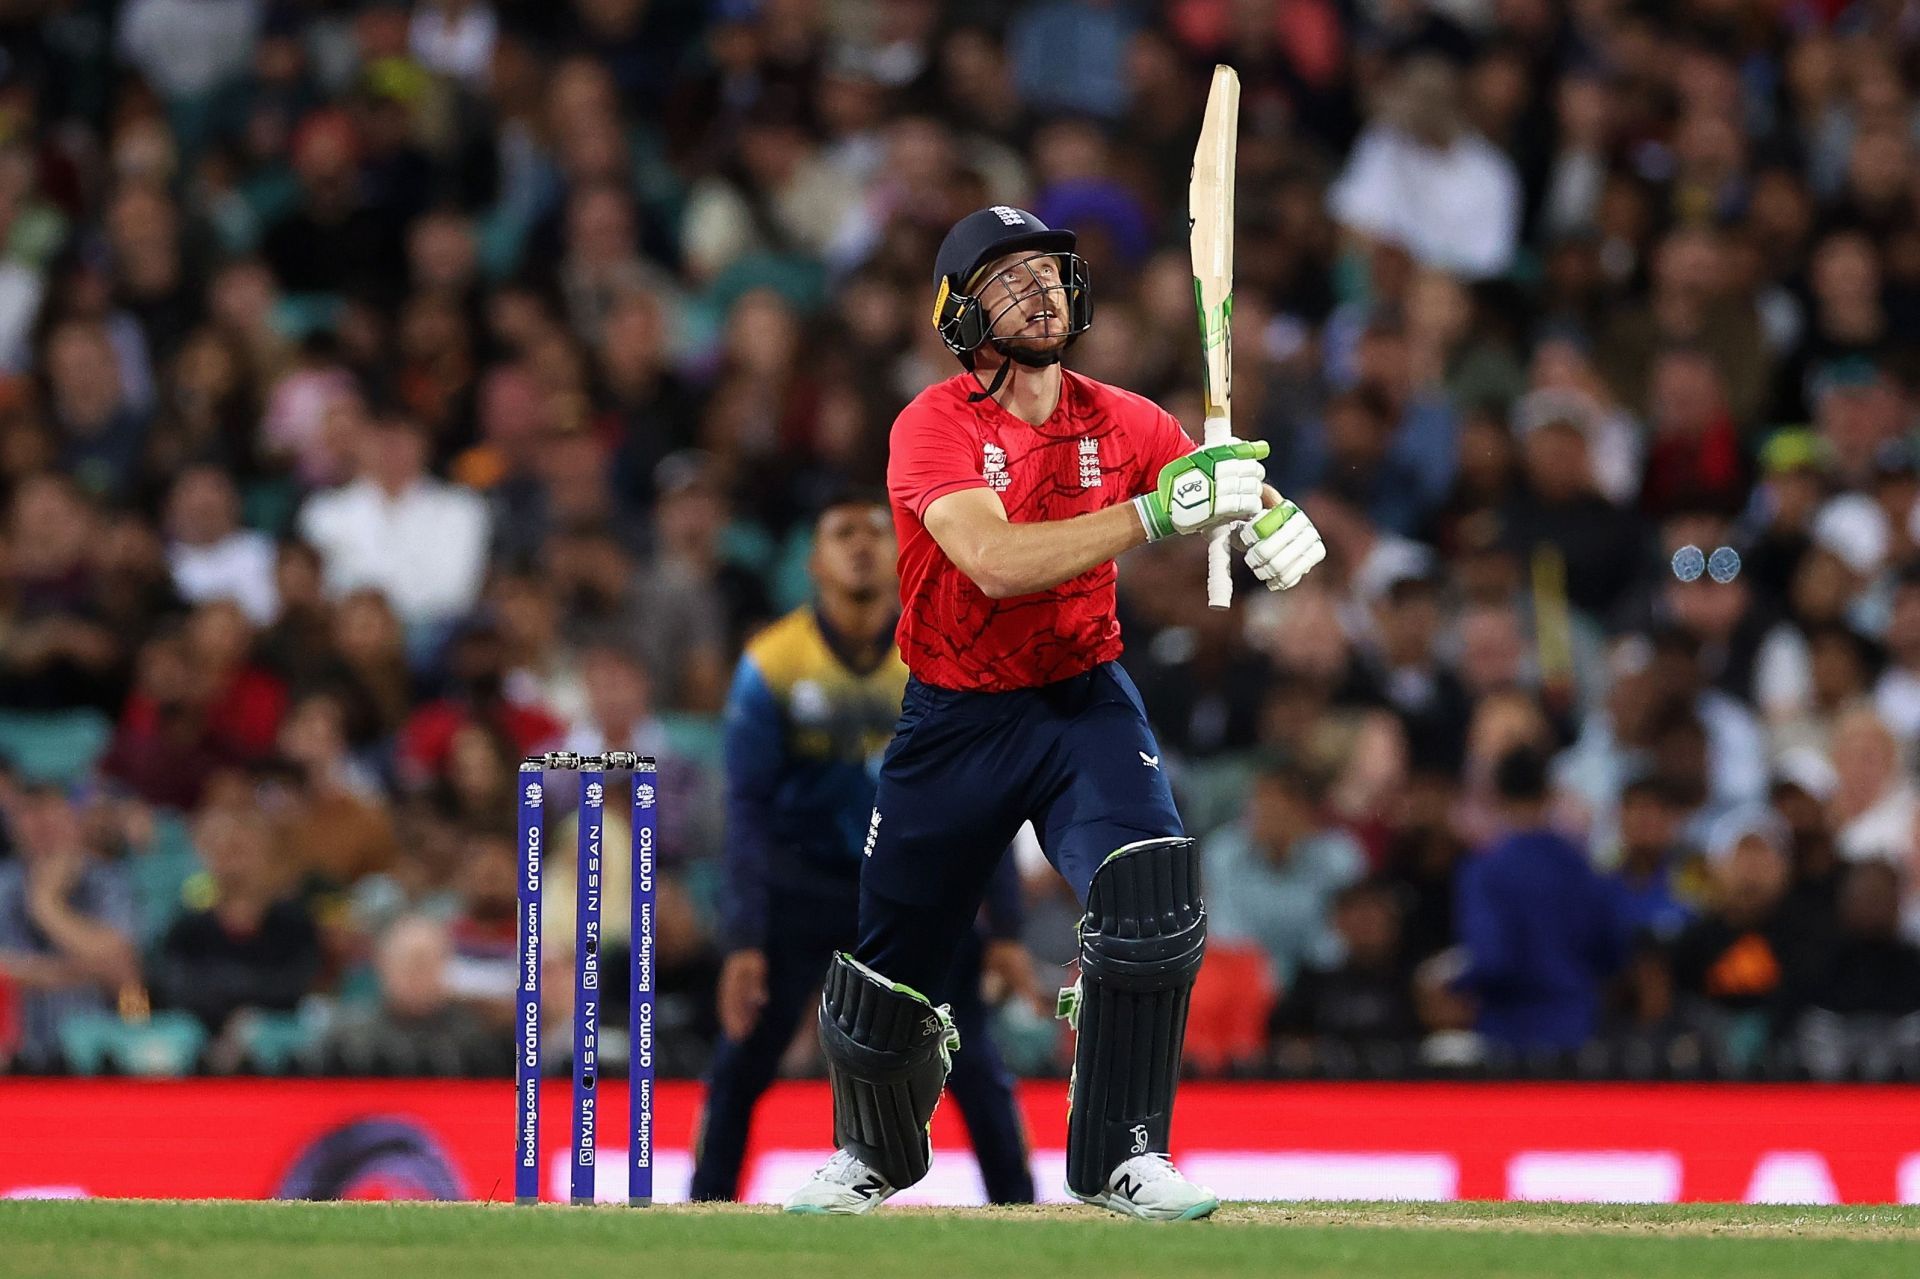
[{"x1": 3, "y1": 1199, "x2": 1918, "y2": 1279}]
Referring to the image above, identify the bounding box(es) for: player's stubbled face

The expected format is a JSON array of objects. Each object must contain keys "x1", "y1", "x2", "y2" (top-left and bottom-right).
[
  {"x1": 813, "y1": 504, "x2": 896, "y2": 599},
  {"x1": 978, "y1": 253, "x2": 1069, "y2": 351}
]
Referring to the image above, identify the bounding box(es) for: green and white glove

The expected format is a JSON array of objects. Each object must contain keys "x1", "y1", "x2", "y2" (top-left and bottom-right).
[
  {"x1": 1132, "y1": 439, "x2": 1269, "y2": 542},
  {"x1": 1235, "y1": 499, "x2": 1326, "y2": 591}
]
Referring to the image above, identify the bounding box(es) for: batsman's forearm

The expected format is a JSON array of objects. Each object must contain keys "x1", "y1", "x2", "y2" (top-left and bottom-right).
[{"x1": 971, "y1": 503, "x2": 1146, "y2": 599}]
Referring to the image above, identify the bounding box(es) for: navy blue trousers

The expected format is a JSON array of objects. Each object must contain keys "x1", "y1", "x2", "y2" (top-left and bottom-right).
[
  {"x1": 855, "y1": 661, "x2": 1184, "y2": 997},
  {"x1": 690, "y1": 889, "x2": 1033, "y2": 1203}
]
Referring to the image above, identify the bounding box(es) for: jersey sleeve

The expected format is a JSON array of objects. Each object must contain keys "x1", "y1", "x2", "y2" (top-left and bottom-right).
[
  {"x1": 1134, "y1": 405, "x2": 1197, "y2": 495},
  {"x1": 719, "y1": 652, "x2": 785, "y2": 951},
  {"x1": 889, "y1": 400, "x2": 986, "y2": 519}
]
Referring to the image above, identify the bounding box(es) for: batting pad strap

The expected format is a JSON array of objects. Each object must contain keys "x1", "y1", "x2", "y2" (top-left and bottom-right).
[
  {"x1": 1079, "y1": 927, "x2": 1207, "y2": 991},
  {"x1": 820, "y1": 952, "x2": 957, "y2": 1190},
  {"x1": 1065, "y1": 837, "x2": 1206, "y2": 1197}
]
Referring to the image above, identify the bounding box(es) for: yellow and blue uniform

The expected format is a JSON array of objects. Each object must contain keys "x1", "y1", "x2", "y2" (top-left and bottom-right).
[
  {"x1": 716, "y1": 606, "x2": 910, "y2": 946},
  {"x1": 693, "y1": 604, "x2": 1032, "y2": 1203}
]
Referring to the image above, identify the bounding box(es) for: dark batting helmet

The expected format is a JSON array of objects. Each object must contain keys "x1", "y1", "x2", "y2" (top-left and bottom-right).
[{"x1": 930, "y1": 206, "x2": 1092, "y2": 369}]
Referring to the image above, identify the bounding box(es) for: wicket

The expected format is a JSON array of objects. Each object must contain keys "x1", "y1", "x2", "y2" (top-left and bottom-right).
[{"x1": 516, "y1": 751, "x2": 658, "y2": 1206}]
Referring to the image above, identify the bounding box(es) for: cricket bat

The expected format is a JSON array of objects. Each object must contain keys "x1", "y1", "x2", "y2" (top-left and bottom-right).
[{"x1": 1191, "y1": 65, "x2": 1240, "y2": 610}]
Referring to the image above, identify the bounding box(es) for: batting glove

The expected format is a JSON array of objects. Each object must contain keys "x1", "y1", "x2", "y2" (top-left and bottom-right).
[
  {"x1": 1133, "y1": 439, "x2": 1269, "y2": 542},
  {"x1": 1235, "y1": 500, "x2": 1326, "y2": 590}
]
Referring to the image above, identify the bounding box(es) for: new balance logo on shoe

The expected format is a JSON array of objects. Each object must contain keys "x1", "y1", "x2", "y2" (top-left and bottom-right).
[
  {"x1": 852, "y1": 1176, "x2": 886, "y2": 1200},
  {"x1": 1112, "y1": 1175, "x2": 1139, "y2": 1201}
]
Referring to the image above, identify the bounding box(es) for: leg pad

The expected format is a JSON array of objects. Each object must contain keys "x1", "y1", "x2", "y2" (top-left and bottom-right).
[
  {"x1": 1063, "y1": 838, "x2": 1206, "y2": 1196},
  {"x1": 820, "y1": 953, "x2": 957, "y2": 1189}
]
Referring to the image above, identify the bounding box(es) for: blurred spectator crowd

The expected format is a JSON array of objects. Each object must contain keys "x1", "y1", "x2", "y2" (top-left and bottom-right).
[{"x1": 5, "y1": 0, "x2": 1920, "y2": 1082}]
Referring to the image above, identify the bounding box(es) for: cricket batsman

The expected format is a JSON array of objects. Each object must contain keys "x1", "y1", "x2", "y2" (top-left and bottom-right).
[
  {"x1": 692, "y1": 489, "x2": 1037, "y2": 1205},
  {"x1": 784, "y1": 208, "x2": 1326, "y2": 1219}
]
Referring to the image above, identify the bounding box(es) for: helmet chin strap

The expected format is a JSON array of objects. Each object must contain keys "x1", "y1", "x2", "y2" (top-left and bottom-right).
[
  {"x1": 965, "y1": 340, "x2": 1061, "y2": 404},
  {"x1": 965, "y1": 359, "x2": 1013, "y2": 404}
]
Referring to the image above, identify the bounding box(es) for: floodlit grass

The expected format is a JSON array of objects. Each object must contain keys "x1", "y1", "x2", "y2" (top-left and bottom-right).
[{"x1": 2, "y1": 1198, "x2": 1917, "y2": 1279}]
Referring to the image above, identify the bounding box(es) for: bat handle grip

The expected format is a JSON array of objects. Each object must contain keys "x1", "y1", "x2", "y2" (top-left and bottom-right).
[{"x1": 1204, "y1": 415, "x2": 1233, "y2": 610}]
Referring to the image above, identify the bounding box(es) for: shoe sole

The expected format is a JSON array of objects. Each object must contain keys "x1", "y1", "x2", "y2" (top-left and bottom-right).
[
  {"x1": 790, "y1": 1194, "x2": 1214, "y2": 1220},
  {"x1": 1069, "y1": 1187, "x2": 1220, "y2": 1222},
  {"x1": 783, "y1": 1195, "x2": 894, "y2": 1216}
]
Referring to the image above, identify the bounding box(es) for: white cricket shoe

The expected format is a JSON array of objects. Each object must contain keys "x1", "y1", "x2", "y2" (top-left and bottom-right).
[
  {"x1": 1071, "y1": 1153, "x2": 1219, "y2": 1221},
  {"x1": 783, "y1": 1148, "x2": 898, "y2": 1215}
]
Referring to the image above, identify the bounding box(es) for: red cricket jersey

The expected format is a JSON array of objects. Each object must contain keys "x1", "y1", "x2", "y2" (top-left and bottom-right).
[{"x1": 887, "y1": 369, "x2": 1196, "y2": 691}]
